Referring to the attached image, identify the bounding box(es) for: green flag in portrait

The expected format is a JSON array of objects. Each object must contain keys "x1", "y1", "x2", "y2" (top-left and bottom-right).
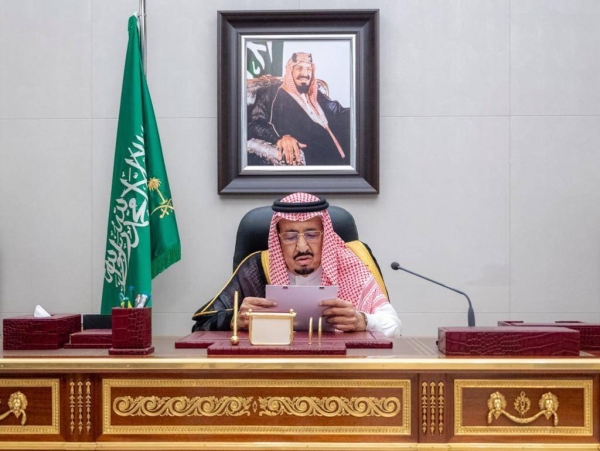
[
  {"x1": 246, "y1": 40, "x2": 284, "y2": 78},
  {"x1": 101, "y1": 15, "x2": 181, "y2": 314}
]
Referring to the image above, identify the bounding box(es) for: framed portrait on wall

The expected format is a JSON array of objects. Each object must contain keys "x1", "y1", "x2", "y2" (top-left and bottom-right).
[{"x1": 218, "y1": 10, "x2": 379, "y2": 194}]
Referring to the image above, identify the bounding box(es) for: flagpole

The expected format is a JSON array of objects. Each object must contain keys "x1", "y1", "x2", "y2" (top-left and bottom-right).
[
  {"x1": 101, "y1": 14, "x2": 181, "y2": 314},
  {"x1": 138, "y1": 0, "x2": 147, "y2": 75}
]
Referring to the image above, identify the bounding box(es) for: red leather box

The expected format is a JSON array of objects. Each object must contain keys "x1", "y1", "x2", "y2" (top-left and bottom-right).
[
  {"x1": 498, "y1": 321, "x2": 600, "y2": 350},
  {"x1": 3, "y1": 314, "x2": 81, "y2": 350},
  {"x1": 109, "y1": 308, "x2": 153, "y2": 355},
  {"x1": 64, "y1": 329, "x2": 112, "y2": 349},
  {"x1": 438, "y1": 326, "x2": 580, "y2": 356}
]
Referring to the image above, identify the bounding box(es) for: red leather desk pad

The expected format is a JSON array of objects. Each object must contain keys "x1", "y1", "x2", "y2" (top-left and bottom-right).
[
  {"x1": 175, "y1": 331, "x2": 393, "y2": 355},
  {"x1": 438, "y1": 326, "x2": 580, "y2": 356},
  {"x1": 499, "y1": 321, "x2": 600, "y2": 350}
]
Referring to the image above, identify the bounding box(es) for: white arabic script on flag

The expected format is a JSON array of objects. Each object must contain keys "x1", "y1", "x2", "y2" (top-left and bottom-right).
[{"x1": 104, "y1": 127, "x2": 149, "y2": 292}]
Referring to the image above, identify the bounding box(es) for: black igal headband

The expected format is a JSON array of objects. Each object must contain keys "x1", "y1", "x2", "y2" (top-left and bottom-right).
[{"x1": 272, "y1": 196, "x2": 329, "y2": 213}]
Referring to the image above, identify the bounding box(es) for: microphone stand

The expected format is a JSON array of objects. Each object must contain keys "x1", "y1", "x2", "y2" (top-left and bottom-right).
[{"x1": 391, "y1": 262, "x2": 476, "y2": 327}]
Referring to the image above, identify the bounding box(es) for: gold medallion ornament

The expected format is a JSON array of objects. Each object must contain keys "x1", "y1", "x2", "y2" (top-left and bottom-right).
[
  {"x1": 514, "y1": 391, "x2": 531, "y2": 416},
  {"x1": 0, "y1": 392, "x2": 27, "y2": 425},
  {"x1": 455, "y1": 379, "x2": 592, "y2": 436},
  {"x1": 487, "y1": 391, "x2": 559, "y2": 426},
  {"x1": 148, "y1": 177, "x2": 174, "y2": 218}
]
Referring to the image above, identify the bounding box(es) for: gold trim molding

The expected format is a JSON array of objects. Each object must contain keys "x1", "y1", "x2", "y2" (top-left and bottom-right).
[
  {"x1": 0, "y1": 379, "x2": 59, "y2": 435},
  {"x1": 455, "y1": 379, "x2": 593, "y2": 436},
  {"x1": 103, "y1": 378, "x2": 410, "y2": 435},
  {"x1": 10, "y1": 353, "x2": 600, "y2": 372},
  {"x1": 0, "y1": 443, "x2": 597, "y2": 451},
  {"x1": 0, "y1": 443, "x2": 600, "y2": 451}
]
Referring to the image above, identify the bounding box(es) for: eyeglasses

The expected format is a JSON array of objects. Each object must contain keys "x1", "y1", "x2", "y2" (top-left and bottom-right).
[{"x1": 278, "y1": 231, "x2": 323, "y2": 244}]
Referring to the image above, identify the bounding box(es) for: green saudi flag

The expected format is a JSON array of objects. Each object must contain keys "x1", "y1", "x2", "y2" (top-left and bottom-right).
[
  {"x1": 101, "y1": 15, "x2": 181, "y2": 314},
  {"x1": 246, "y1": 40, "x2": 284, "y2": 78}
]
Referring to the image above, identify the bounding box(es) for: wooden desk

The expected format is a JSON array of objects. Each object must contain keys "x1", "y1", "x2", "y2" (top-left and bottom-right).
[{"x1": 0, "y1": 336, "x2": 598, "y2": 450}]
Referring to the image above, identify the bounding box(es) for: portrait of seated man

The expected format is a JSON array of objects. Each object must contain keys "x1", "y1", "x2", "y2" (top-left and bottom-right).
[
  {"x1": 247, "y1": 52, "x2": 351, "y2": 166},
  {"x1": 192, "y1": 192, "x2": 401, "y2": 337}
]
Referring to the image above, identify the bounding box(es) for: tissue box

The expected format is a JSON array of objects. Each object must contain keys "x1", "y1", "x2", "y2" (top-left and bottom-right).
[{"x1": 3, "y1": 314, "x2": 81, "y2": 350}]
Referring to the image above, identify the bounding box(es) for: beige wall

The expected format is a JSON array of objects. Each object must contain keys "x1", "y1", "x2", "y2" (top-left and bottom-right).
[{"x1": 1, "y1": 0, "x2": 599, "y2": 336}]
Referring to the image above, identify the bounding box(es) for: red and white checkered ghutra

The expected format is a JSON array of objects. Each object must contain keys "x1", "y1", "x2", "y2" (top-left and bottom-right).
[{"x1": 267, "y1": 192, "x2": 388, "y2": 313}]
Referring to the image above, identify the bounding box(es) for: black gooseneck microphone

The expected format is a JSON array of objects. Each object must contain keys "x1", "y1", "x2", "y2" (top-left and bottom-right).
[{"x1": 391, "y1": 262, "x2": 476, "y2": 327}]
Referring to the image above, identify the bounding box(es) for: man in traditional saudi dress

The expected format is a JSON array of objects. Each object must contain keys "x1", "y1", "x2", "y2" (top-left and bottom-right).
[
  {"x1": 192, "y1": 192, "x2": 401, "y2": 337},
  {"x1": 247, "y1": 52, "x2": 350, "y2": 166}
]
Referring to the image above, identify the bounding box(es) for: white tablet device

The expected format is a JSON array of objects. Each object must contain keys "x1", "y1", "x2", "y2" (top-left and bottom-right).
[{"x1": 265, "y1": 285, "x2": 338, "y2": 331}]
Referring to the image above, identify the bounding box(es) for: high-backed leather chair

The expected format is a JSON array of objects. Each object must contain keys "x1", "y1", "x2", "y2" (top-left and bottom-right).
[{"x1": 233, "y1": 205, "x2": 389, "y2": 298}]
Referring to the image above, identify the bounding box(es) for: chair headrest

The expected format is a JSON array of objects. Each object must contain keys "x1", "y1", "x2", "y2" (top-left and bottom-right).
[{"x1": 232, "y1": 205, "x2": 359, "y2": 270}]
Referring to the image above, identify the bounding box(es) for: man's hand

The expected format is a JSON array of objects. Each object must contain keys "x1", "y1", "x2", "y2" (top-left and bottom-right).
[
  {"x1": 320, "y1": 299, "x2": 366, "y2": 332},
  {"x1": 276, "y1": 135, "x2": 306, "y2": 165},
  {"x1": 235, "y1": 297, "x2": 277, "y2": 331}
]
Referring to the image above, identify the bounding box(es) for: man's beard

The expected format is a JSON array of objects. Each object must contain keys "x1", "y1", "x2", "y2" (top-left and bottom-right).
[
  {"x1": 295, "y1": 81, "x2": 310, "y2": 94},
  {"x1": 293, "y1": 251, "x2": 315, "y2": 275},
  {"x1": 294, "y1": 267, "x2": 315, "y2": 275}
]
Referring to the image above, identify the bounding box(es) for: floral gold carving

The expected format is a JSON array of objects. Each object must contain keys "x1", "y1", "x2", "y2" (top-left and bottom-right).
[
  {"x1": 103, "y1": 379, "x2": 411, "y2": 436},
  {"x1": 487, "y1": 391, "x2": 559, "y2": 426},
  {"x1": 113, "y1": 396, "x2": 253, "y2": 417},
  {"x1": 258, "y1": 396, "x2": 401, "y2": 418},
  {"x1": 0, "y1": 392, "x2": 27, "y2": 425}
]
